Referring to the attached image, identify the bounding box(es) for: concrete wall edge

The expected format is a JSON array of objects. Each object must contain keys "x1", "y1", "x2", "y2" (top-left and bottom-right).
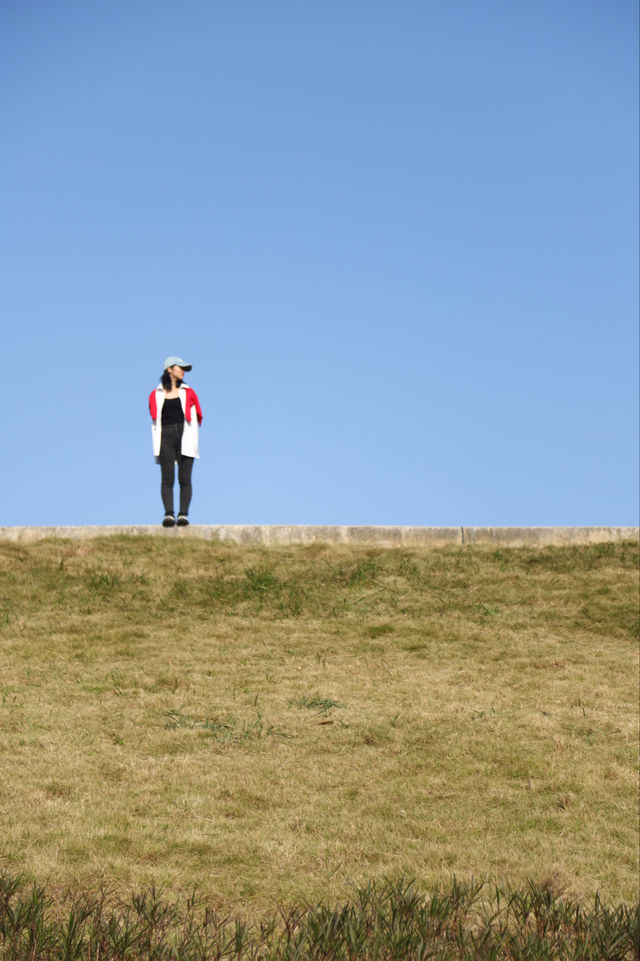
[{"x1": 0, "y1": 525, "x2": 637, "y2": 547}]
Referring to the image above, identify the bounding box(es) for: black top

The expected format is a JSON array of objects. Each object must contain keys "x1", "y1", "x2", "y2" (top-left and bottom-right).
[{"x1": 161, "y1": 396, "x2": 184, "y2": 427}]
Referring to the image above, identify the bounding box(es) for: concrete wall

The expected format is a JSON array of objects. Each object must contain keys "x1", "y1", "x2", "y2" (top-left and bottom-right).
[{"x1": 0, "y1": 525, "x2": 637, "y2": 547}]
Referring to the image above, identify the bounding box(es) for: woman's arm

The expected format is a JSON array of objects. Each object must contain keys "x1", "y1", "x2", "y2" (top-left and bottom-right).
[{"x1": 185, "y1": 388, "x2": 203, "y2": 425}]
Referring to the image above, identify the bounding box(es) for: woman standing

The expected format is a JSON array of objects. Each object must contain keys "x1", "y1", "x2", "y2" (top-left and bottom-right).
[{"x1": 149, "y1": 356, "x2": 203, "y2": 527}]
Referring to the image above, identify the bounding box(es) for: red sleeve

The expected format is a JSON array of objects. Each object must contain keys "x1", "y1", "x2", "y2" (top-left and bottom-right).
[
  {"x1": 187, "y1": 388, "x2": 203, "y2": 425},
  {"x1": 149, "y1": 390, "x2": 157, "y2": 420}
]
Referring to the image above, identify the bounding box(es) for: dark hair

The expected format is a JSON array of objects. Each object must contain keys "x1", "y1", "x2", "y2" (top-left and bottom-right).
[{"x1": 161, "y1": 370, "x2": 183, "y2": 390}]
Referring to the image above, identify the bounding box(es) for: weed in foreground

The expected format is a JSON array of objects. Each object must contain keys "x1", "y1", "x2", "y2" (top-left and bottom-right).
[{"x1": 0, "y1": 873, "x2": 637, "y2": 960}]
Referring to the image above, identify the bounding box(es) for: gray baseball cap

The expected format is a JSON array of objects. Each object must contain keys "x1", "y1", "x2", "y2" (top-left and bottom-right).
[{"x1": 163, "y1": 356, "x2": 192, "y2": 371}]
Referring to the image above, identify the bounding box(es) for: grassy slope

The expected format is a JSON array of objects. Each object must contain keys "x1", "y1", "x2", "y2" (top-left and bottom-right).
[{"x1": 0, "y1": 537, "x2": 637, "y2": 912}]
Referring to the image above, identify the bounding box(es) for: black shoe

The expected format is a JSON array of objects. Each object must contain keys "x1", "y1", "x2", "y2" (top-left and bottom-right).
[
  {"x1": 176, "y1": 515, "x2": 189, "y2": 527},
  {"x1": 162, "y1": 514, "x2": 176, "y2": 528}
]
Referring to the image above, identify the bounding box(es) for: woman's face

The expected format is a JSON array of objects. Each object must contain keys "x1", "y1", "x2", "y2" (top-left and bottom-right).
[{"x1": 168, "y1": 365, "x2": 185, "y2": 379}]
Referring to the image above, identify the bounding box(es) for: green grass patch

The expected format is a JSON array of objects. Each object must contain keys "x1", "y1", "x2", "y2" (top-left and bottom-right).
[
  {"x1": 290, "y1": 694, "x2": 344, "y2": 715},
  {"x1": 164, "y1": 710, "x2": 291, "y2": 743}
]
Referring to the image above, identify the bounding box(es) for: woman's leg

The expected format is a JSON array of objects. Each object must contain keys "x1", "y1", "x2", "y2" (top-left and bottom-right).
[
  {"x1": 177, "y1": 455, "x2": 194, "y2": 516},
  {"x1": 158, "y1": 428, "x2": 180, "y2": 515}
]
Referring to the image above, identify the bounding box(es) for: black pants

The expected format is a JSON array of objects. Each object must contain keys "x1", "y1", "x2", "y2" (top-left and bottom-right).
[{"x1": 159, "y1": 424, "x2": 194, "y2": 516}]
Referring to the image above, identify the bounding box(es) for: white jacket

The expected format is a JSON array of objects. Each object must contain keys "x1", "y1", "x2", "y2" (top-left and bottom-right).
[{"x1": 149, "y1": 383, "x2": 203, "y2": 460}]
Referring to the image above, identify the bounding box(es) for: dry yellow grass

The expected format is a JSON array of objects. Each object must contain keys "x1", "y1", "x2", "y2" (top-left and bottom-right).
[{"x1": 0, "y1": 536, "x2": 637, "y2": 914}]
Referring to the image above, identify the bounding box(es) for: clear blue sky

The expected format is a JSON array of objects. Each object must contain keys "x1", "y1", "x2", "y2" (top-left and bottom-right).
[{"x1": 2, "y1": 0, "x2": 638, "y2": 527}]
